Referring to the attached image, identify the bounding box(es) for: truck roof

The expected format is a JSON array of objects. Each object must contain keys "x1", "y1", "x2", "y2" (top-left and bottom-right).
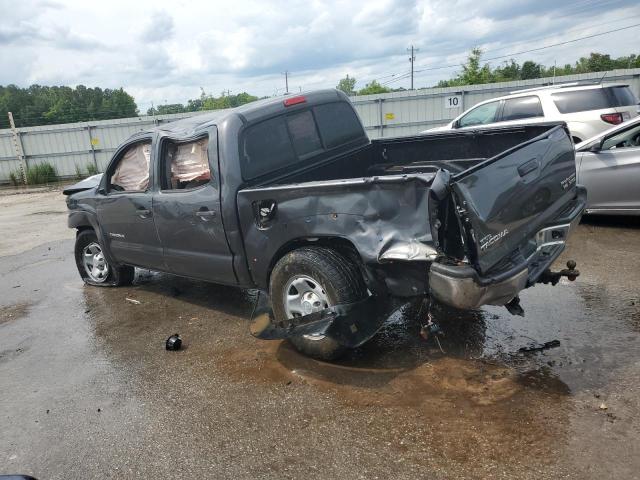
[{"x1": 148, "y1": 89, "x2": 348, "y2": 137}]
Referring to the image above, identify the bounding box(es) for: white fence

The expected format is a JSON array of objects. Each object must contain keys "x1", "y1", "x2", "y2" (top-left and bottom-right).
[{"x1": 1, "y1": 68, "x2": 639, "y2": 184}]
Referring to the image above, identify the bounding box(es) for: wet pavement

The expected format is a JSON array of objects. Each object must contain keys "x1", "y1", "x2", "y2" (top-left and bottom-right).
[{"x1": 1, "y1": 209, "x2": 639, "y2": 479}]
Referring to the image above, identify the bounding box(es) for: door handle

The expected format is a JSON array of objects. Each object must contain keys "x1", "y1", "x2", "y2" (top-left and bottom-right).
[
  {"x1": 518, "y1": 159, "x2": 539, "y2": 177},
  {"x1": 195, "y1": 209, "x2": 216, "y2": 221},
  {"x1": 136, "y1": 208, "x2": 152, "y2": 218}
]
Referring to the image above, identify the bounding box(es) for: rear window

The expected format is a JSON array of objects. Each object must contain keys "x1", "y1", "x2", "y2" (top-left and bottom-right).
[
  {"x1": 609, "y1": 86, "x2": 637, "y2": 107},
  {"x1": 241, "y1": 101, "x2": 365, "y2": 179},
  {"x1": 314, "y1": 102, "x2": 365, "y2": 148},
  {"x1": 286, "y1": 110, "x2": 322, "y2": 156},
  {"x1": 242, "y1": 116, "x2": 296, "y2": 180},
  {"x1": 501, "y1": 96, "x2": 543, "y2": 121},
  {"x1": 552, "y1": 86, "x2": 637, "y2": 114}
]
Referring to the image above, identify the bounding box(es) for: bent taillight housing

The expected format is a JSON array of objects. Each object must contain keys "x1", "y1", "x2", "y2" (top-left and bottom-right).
[{"x1": 601, "y1": 112, "x2": 623, "y2": 125}]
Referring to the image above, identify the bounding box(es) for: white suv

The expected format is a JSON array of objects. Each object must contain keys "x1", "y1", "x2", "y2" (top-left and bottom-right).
[{"x1": 428, "y1": 83, "x2": 640, "y2": 143}]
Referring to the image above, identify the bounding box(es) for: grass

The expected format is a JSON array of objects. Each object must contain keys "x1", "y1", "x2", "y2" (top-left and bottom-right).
[
  {"x1": 9, "y1": 170, "x2": 22, "y2": 186},
  {"x1": 25, "y1": 163, "x2": 57, "y2": 185},
  {"x1": 86, "y1": 163, "x2": 99, "y2": 176},
  {"x1": 74, "y1": 163, "x2": 99, "y2": 180}
]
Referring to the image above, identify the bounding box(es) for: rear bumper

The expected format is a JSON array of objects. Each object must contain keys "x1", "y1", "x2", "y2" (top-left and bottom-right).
[{"x1": 429, "y1": 186, "x2": 586, "y2": 310}]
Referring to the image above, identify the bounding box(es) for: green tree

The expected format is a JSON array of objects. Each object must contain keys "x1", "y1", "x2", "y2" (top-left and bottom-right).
[
  {"x1": 0, "y1": 84, "x2": 138, "y2": 127},
  {"x1": 492, "y1": 60, "x2": 521, "y2": 82},
  {"x1": 147, "y1": 103, "x2": 187, "y2": 115},
  {"x1": 357, "y1": 80, "x2": 391, "y2": 95},
  {"x1": 336, "y1": 75, "x2": 356, "y2": 95},
  {"x1": 459, "y1": 48, "x2": 492, "y2": 84},
  {"x1": 433, "y1": 50, "x2": 640, "y2": 88},
  {"x1": 436, "y1": 48, "x2": 492, "y2": 87},
  {"x1": 521, "y1": 61, "x2": 542, "y2": 79}
]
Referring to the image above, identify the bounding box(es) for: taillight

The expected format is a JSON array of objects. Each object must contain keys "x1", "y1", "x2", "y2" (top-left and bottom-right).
[
  {"x1": 601, "y1": 112, "x2": 623, "y2": 125},
  {"x1": 283, "y1": 96, "x2": 306, "y2": 107}
]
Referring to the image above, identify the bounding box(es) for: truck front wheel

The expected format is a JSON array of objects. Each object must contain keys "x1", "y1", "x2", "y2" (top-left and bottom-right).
[
  {"x1": 269, "y1": 247, "x2": 368, "y2": 360},
  {"x1": 74, "y1": 229, "x2": 135, "y2": 287}
]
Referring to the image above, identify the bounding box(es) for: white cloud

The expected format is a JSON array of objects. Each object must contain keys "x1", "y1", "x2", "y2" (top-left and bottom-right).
[{"x1": 0, "y1": 0, "x2": 638, "y2": 112}]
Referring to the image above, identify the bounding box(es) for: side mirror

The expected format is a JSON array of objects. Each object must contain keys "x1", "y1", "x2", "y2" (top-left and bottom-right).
[
  {"x1": 589, "y1": 140, "x2": 603, "y2": 152},
  {"x1": 98, "y1": 187, "x2": 106, "y2": 195},
  {"x1": 452, "y1": 120, "x2": 460, "y2": 129}
]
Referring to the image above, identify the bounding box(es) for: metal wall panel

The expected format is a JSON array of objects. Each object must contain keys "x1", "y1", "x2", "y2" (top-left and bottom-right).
[{"x1": 1, "y1": 69, "x2": 639, "y2": 183}]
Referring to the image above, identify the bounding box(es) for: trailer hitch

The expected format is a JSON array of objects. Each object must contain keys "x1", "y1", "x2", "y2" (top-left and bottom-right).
[
  {"x1": 249, "y1": 292, "x2": 396, "y2": 348},
  {"x1": 537, "y1": 260, "x2": 579, "y2": 286}
]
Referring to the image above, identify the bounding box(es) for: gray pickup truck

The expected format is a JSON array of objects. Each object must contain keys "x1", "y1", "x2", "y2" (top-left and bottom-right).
[{"x1": 64, "y1": 89, "x2": 585, "y2": 359}]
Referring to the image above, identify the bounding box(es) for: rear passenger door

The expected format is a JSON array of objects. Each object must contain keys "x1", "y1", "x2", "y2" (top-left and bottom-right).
[
  {"x1": 152, "y1": 130, "x2": 236, "y2": 284},
  {"x1": 497, "y1": 95, "x2": 545, "y2": 125}
]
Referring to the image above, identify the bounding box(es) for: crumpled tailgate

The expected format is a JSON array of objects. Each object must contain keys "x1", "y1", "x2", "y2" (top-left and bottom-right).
[{"x1": 451, "y1": 125, "x2": 578, "y2": 274}]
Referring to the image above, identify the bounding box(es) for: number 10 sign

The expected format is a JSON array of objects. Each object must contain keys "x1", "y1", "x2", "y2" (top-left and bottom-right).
[{"x1": 444, "y1": 95, "x2": 462, "y2": 109}]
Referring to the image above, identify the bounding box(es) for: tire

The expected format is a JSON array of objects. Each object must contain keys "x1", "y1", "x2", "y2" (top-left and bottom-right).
[
  {"x1": 269, "y1": 247, "x2": 367, "y2": 360},
  {"x1": 74, "y1": 229, "x2": 135, "y2": 287}
]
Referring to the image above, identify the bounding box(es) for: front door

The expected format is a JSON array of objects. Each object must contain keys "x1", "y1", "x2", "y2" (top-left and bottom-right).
[
  {"x1": 152, "y1": 132, "x2": 236, "y2": 284},
  {"x1": 579, "y1": 122, "x2": 640, "y2": 212},
  {"x1": 97, "y1": 138, "x2": 164, "y2": 269}
]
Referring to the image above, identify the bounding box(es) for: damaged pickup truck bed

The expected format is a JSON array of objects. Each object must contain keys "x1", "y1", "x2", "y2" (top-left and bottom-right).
[{"x1": 64, "y1": 89, "x2": 585, "y2": 359}]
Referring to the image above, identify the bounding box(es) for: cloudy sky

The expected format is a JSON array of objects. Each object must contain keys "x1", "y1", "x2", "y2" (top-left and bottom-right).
[{"x1": 1, "y1": 0, "x2": 639, "y2": 112}]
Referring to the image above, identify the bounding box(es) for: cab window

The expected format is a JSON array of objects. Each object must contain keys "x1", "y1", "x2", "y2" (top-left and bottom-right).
[
  {"x1": 110, "y1": 141, "x2": 151, "y2": 192},
  {"x1": 501, "y1": 96, "x2": 543, "y2": 121},
  {"x1": 240, "y1": 101, "x2": 366, "y2": 180},
  {"x1": 457, "y1": 101, "x2": 500, "y2": 128},
  {"x1": 161, "y1": 137, "x2": 211, "y2": 190}
]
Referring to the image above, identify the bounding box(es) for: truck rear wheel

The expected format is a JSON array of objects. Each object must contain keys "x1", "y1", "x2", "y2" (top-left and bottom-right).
[
  {"x1": 74, "y1": 229, "x2": 135, "y2": 287},
  {"x1": 269, "y1": 247, "x2": 367, "y2": 360}
]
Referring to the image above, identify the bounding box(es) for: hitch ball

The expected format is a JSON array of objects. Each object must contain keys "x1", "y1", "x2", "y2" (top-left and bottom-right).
[{"x1": 566, "y1": 260, "x2": 578, "y2": 281}]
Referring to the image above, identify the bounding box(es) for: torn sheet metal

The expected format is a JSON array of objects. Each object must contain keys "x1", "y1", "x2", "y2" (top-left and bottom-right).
[{"x1": 250, "y1": 291, "x2": 396, "y2": 349}]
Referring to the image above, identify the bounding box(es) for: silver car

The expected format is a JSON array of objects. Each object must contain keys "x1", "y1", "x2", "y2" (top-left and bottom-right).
[{"x1": 576, "y1": 117, "x2": 640, "y2": 215}]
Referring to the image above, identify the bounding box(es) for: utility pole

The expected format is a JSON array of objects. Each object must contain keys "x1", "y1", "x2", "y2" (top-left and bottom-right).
[
  {"x1": 283, "y1": 71, "x2": 289, "y2": 94},
  {"x1": 407, "y1": 45, "x2": 419, "y2": 90},
  {"x1": 8, "y1": 112, "x2": 27, "y2": 184}
]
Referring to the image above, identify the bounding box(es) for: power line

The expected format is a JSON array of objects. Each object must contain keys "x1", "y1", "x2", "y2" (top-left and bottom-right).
[
  {"x1": 364, "y1": 11, "x2": 640, "y2": 87},
  {"x1": 380, "y1": 21, "x2": 640, "y2": 86}
]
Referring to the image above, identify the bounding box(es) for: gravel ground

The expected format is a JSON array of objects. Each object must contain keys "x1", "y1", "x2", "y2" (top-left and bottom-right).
[{"x1": 0, "y1": 189, "x2": 639, "y2": 479}]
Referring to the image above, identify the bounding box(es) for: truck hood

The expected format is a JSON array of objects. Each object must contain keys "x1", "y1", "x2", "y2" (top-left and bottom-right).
[{"x1": 62, "y1": 173, "x2": 103, "y2": 196}]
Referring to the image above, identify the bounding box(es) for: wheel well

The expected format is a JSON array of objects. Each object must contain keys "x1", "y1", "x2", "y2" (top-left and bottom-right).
[
  {"x1": 267, "y1": 237, "x2": 369, "y2": 290},
  {"x1": 76, "y1": 225, "x2": 93, "y2": 234}
]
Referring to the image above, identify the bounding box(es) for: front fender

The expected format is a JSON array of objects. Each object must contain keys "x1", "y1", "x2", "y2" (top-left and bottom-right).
[{"x1": 68, "y1": 210, "x2": 119, "y2": 267}]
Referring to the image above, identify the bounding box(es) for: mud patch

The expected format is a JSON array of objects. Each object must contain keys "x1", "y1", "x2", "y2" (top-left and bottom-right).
[
  {"x1": 217, "y1": 340, "x2": 570, "y2": 468},
  {"x1": 0, "y1": 303, "x2": 31, "y2": 326},
  {"x1": 220, "y1": 341, "x2": 526, "y2": 407}
]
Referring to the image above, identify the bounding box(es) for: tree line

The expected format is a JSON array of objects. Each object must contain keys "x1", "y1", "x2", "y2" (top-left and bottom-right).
[
  {"x1": 146, "y1": 90, "x2": 259, "y2": 116},
  {"x1": 0, "y1": 85, "x2": 138, "y2": 128},
  {"x1": 2, "y1": 50, "x2": 638, "y2": 128},
  {"x1": 336, "y1": 51, "x2": 640, "y2": 95}
]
